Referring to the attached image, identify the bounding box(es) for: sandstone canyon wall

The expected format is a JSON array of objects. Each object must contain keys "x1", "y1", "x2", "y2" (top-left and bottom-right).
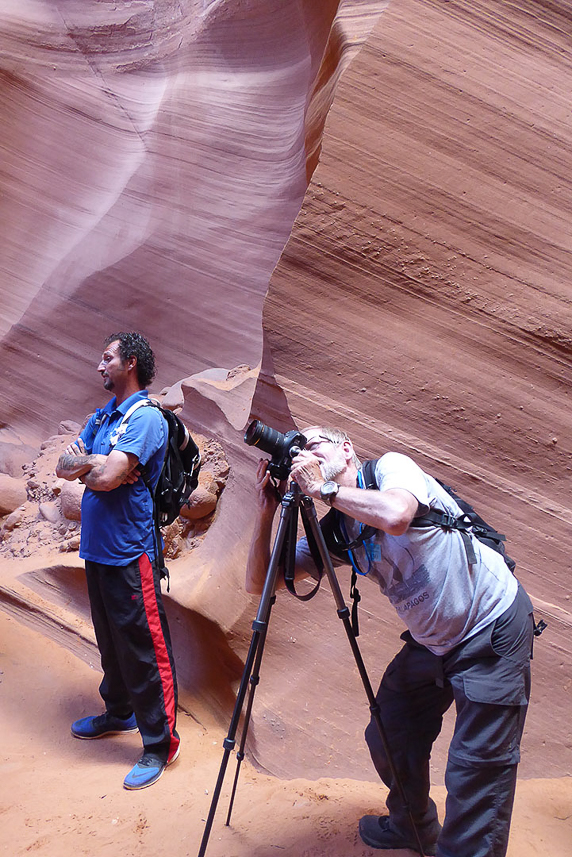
[{"x1": 0, "y1": 0, "x2": 570, "y2": 788}]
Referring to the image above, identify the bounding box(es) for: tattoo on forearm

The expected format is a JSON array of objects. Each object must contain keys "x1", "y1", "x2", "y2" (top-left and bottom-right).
[
  {"x1": 58, "y1": 449, "x2": 132, "y2": 490},
  {"x1": 82, "y1": 459, "x2": 131, "y2": 489},
  {"x1": 82, "y1": 461, "x2": 109, "y2": 487},
  {"x1": 58, "y1": 453, "x2": 90, "y2": 472}
]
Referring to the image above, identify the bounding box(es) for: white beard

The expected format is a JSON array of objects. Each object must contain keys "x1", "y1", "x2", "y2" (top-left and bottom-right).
[{"x1": 320, "y1": 460, "x2": 344, "y2": 481}]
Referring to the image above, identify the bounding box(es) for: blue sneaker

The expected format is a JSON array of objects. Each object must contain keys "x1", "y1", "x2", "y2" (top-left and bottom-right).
[
  {"x1": 71, "y1": 712, "x2": 138, "y2": 739},
  {"x1": 123, "y1": 746, "x2": 180, "y2": 790}
]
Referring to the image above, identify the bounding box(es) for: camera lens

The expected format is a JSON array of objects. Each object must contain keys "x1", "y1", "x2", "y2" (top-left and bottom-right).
[{"x1": 244, "y1": 420, "x2": 285, "y2": 456}]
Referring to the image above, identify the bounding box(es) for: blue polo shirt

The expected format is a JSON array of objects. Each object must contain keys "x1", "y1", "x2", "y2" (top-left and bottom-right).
[{"x1": 78, "y1": 391, "x2": 168, "y2": 566}]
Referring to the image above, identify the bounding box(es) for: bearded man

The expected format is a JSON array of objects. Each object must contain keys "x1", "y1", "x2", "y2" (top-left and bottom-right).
[
  {"x1": 57, "y1": 332, "x2": 179, "y2": 790},
  {"x1": 246, "y1": 425, "x2": 534, "y2": 857}
]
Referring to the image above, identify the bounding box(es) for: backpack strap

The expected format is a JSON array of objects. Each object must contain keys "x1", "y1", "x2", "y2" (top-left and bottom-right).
[
  {"x1": 107, "y1": 398, "x2": 170, "y2": 587},
  {"x1": 411, "y1": 508, "x2": 478, "y2": 565},
  {"x1": 317, "y1": 463, "x2": 381, "y2": 636},
  {"x1": 135, "y1": 401, "x2": 171, "y2": 587},
  {"x1": 365, "y1": 457, "x2": 492, "y2": 568},
  {"x1": 108, "y1": 398, "x2": 151, "y2": 447},
  {"x1": 91, "y1": 408, "x2": 109, "y2": 435},
  {"x1": 319, "y1": 507, "x2": 377, "y2": 561},
  {"x1": 360, "y1": 458, "x2": 378, "y2": 490},
  {"x1": 105, "y1": 397, "x2": 159, "y2": 529}
]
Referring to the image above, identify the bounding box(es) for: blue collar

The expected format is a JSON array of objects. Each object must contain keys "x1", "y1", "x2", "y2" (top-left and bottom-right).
[{"x1": 102, "y1": 390, "x2": 148, "y2": 417}]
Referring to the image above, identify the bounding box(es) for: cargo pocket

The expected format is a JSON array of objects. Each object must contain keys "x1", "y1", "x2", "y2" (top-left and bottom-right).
[{"x1": 461, "y1": 586, "x2": 534, "y2": 706}]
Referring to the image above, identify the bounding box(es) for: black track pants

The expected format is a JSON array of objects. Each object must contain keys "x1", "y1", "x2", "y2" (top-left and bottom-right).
[
  {"x1": 85, "y1": 555, "x2": 179, "y2": 762},
  {"x1": 364, "y1": 584, "x2": 534, "y2": 857}
]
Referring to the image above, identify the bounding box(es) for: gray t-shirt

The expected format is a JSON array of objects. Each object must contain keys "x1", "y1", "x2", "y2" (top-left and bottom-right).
[{"x1": 297, "y1": 452, "x2": 517, "y2": 655}]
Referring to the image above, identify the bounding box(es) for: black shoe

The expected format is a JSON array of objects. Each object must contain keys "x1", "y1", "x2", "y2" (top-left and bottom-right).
[{"x1": 359, "y1": 814, "x2": 440, "y2": 855}]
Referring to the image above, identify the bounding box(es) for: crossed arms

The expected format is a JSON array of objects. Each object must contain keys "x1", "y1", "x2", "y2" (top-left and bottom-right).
[{"x1": 56, "y1": 437, "x2": 139, "y2": 491}]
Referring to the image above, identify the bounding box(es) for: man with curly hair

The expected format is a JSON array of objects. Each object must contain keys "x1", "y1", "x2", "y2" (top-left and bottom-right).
[{"x1": 56, "y1": 332, "x2": 179, "y2": 789}]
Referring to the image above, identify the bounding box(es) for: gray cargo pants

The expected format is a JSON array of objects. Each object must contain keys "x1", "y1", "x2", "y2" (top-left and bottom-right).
[{"x1": 364, "y1": 583, "x2": 534, "y2": 857}]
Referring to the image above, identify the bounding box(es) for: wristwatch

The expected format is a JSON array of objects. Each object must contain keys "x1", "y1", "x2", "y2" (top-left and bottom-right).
[{"x1": 320, "y1": 480, "x2": 340, "y2": 506}]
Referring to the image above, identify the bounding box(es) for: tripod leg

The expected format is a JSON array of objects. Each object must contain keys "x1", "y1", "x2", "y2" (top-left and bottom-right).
[
  {"x1": 197, "y1": 625, "x2": 264, "y2": 857},
  {"x1": 197, "y1": 493, "x2": 298, "y2": 857},
  {"x1": 300, "y1": 495, "x2": 428, "y2": 857},
  {"x1": 225, "y1": 596, "x2": 274, "y2": 826},
  {"x1": 225, "y1": 484, "x2": 305, "y2": 824}
]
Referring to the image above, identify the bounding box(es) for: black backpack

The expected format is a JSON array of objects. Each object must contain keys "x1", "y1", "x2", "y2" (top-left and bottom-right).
[
  {"x1": 142, "y1": 404, "x2": 201, "y2": 526},
  {"x1": 110, "y1": 399, "x2": 201, "y2": 580},
  {"x1": 361, "y1": 459, "x2": 516, "y2": 572},
  {"x1": 318, "y1": 458, "x2": 517, "y2": 636}
]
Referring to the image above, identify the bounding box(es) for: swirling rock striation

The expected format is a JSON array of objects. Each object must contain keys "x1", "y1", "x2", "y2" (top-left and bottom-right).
[{"x1": 0, "y1": 0, "x2": 570, "y2": 785}]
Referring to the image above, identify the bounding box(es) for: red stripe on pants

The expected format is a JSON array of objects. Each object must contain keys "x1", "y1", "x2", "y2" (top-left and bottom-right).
[{"x1": 138, "y1": 554, "x2": 179, "y2": 760}]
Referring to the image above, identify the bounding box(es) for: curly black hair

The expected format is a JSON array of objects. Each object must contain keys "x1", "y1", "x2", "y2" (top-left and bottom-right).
[{"x1": 104, "y1": 332, "x2": 156, "y2": 388}]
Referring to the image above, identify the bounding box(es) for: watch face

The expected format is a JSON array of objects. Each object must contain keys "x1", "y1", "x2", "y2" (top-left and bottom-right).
[{"x1": 321, "y1": 481, "x2": 339, "y2": 504}]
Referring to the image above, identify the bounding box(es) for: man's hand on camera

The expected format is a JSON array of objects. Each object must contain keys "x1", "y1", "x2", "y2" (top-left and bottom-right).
[
  {"x1": 255, "y1": 459, "x2": 284, "y2": 515},
  {"x1": 289, "y1": 450, "x2": 323, "y2": 498}
]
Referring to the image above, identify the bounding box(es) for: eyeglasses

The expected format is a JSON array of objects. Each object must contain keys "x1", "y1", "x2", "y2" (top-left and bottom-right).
[{"x1": 304, "y1": 436, "x2": 341, "y2": 453}]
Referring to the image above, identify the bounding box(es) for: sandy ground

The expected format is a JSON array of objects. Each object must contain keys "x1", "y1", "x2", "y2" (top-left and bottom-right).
[{"x1": 1, "y1": 609, "x2": 571, "y2": 857}]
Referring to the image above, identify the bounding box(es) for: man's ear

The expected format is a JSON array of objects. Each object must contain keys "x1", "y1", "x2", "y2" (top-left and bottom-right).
[
  {"x1": 342, "y1": 439, "x2": 354, "y2": 462},
  {"x1": 127, "y1": 355, "x2": 137, "y2": 373}
]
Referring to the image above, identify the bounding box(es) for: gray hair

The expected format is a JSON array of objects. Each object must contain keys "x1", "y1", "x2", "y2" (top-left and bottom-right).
[{"x1": 305, "y1": 425, "x2": 361, "y2": 468}]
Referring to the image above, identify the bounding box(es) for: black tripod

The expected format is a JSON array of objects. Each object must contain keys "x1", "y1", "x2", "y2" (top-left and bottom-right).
[{"x1": 197, "y1": 481, "x2": 427, "y2": 857}]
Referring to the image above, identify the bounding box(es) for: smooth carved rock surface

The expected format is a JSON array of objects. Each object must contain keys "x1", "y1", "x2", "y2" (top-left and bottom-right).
[
  {"x1": 0, "y1": 0, "x2": 570, "y2": 795},
  {"x1": 0, "y1": 0, "x2": 379, "y2": 435},
  {"x1": 250, "y1": 0, "x2": 572, "y2": 781}
]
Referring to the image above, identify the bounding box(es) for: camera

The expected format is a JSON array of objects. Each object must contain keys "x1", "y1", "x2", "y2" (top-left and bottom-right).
[{"x1": 244, "y1": 420, "x2": 306, "y2": 481}]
